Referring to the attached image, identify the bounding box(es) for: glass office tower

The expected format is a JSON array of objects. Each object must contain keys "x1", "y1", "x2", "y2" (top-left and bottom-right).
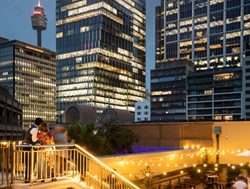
[
  {"x1": 56, "y1": 0, "x2": 146, "y2": 122},
  {"x1": 151, "y1": 60, "x2": 194, "y2": 121},
  {"x1": 188, "y1": 67, "x2": 242, "y2": 121},
  {"x1": 156, "y1": 0, "x2": 250, "y2": 70},
  {"x1": 0, "y1": 38, "x2": 56, "y2": 129}
]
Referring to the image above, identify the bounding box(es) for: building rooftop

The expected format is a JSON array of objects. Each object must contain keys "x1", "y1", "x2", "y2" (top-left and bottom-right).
[{"x1": 0, "y1": 37, "x2": 55, "y2": 55}]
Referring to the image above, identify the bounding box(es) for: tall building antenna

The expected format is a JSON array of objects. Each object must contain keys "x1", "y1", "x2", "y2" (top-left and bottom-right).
[
  {"x1": 37, "y1": 0, "x2": 41, "y2": 7},
  {"x1": 31, "y1": 0, "x2": 47, "y2": 47}
]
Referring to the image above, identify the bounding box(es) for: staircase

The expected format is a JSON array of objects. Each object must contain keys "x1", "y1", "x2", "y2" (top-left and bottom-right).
[
  {"x1": 1, "y1": 142, "x2": 140, "y2": 189},
  {"x1": 12, "y1": 178, "x2": 90, "y2": 189}
]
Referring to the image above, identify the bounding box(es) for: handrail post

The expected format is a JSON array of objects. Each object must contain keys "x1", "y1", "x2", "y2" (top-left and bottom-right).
[
  {"x1": 30, "y1": 147, "x2": 34, "y2": 183},
  {"x1": 6, "y1": 143, "x2": 9, "y2": 185},
  {"x1": 11, "y1": 142, "x2": 14, "y2": 184}
]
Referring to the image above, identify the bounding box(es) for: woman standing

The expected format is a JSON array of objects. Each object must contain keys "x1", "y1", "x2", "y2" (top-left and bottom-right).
[{"x1": 37, "y1": 123, "x2": 56, "y2": 181}]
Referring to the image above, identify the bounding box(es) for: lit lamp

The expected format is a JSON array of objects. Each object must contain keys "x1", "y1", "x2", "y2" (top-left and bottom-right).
[{"x1": 214, "y1": 126, "x2": 221, "y2": 164}]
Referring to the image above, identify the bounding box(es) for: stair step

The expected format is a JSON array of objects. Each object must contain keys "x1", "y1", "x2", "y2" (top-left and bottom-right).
[{"x1": 12, "y1": 178, "x2": 90, "y2": 189}]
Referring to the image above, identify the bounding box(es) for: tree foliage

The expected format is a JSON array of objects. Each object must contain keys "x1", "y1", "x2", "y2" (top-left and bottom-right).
[
  {"x1": 105, "y1": 124, "x2": 138, "y2": 154},
  {"x1": 67, "y1": 122, "x2": 138, "y2": 156}
]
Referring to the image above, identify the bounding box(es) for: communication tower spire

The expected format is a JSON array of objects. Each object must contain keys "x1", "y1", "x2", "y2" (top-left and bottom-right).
[
  {"x1": 37, "y1": 0, "x2": 41, "y2": 7},
  {"x1": 31, "y1": 0, "x2": 47, "y2": 47}
]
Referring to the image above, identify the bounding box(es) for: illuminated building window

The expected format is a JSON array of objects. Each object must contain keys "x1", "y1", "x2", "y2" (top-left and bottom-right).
[
  {"x1": 213, "y1": 73, "x2": 234, "y2": 80},
  {"x1": 56, "y1": 32, "x2": 63, "y2": 38}
]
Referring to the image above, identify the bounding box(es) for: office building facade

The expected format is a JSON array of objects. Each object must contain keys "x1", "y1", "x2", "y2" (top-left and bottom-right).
[
  {"x1": 0, "y1": 38, "x2": 56, "y2": 129},
  {"x1": 188, "y1": 67, "x2": 243, "y2": 121},
  {"x1": 56, "y1": 0, "x2": 146, "y2": 122},
  {"x1": 151, "y1": 60, "x2": 244, "y2": 122},
  {"x1": 244, "y1": 42, "x2": 250, "y2": 119},
  {"x1": 0, "y1": 86, "x2": 23, "y2": 140},
  {"x1": 151, "y1": 60, "x2": 194, "y2": 122},
  {"x1": 156, "y1": 0, "x2": 250, "y2": 70}
]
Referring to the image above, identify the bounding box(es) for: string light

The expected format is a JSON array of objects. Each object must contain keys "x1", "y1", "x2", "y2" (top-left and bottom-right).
[
  {"x1": 115, "y1": 148, "x2": 250, "y2": 166},
  {"x1": 113, "y1": 147, "x2": 250, "y2": 179}
]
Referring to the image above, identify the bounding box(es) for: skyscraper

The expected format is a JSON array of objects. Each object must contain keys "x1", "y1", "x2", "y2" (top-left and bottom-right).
[
  {"x1": 188, "y1": 67, "x2": 243, "y2": 121},
  {"x1": 151, "y1": 60, "x2": 194, "y2": 122},
  {"x1": 0, "y1": 38, "x2": 56, "y2": 129},
  {"x1": 156, "y1": 0, "x2": 250, "y2": 70},
  {"x1": 56, "y1": 0, "x2": 146, "y2": 122}
]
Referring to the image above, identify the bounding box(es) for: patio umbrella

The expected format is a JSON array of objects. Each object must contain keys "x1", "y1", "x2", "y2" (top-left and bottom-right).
[{"x1": 236, "y1": 150, "x2": 250, "y2": 156}]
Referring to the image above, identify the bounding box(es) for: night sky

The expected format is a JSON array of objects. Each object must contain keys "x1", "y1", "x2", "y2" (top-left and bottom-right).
[{"x1": 0, "y1": 0, "x2": 160, "y2": 90}]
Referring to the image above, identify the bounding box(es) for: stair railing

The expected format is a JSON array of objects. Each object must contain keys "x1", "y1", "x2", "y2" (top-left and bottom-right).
[{"x1": 12, "y1": 143, "x2": 140, "y2": 189}]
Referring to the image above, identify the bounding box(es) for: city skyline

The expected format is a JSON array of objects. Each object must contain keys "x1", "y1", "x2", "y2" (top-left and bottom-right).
[{"x1": 0, "y1": 0, "x2": 160, "y2": 90}]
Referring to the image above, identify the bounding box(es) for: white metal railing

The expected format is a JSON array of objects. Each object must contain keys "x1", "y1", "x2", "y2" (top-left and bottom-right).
[
  {"x1": 1, "y1": 142, "x2": 140, "y2": 189},
  {"x1": 0, "y1": 141, "x2": 12, "y2": 188}
]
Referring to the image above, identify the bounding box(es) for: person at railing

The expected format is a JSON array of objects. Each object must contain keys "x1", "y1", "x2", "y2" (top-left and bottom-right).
[
  {"x1": 24, "y1": 118, "x2": 43, "y2": 145},
  {"x1": 52, "y1": 126, "x2": 70, "y2": 176},
  {"x1": 52, "y1": 126, "x2": 68, "y2": 145},
  {"x1": 23, "y1": 117, "x2": 43, "y2": 183},
  {"x1": 37, "y1": 122, "x2": 56, "y2": 182},
  {"x1": 232, "y1": 174, "x2": 248, "y2": 189}
]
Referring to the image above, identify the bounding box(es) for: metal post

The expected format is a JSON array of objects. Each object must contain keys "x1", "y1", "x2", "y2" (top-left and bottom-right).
[
  {"x1": 5, "y1": 145, "x2": 9, "y2": 185},
  {"x1": 214, "y1": 126, "x2": 221, "y2": 164},
  {"x1": 30, "y1": 147, "x2": 34, "y2": 183},
  {"x1": 216, "y1": 134, "x2": 220, "y2": 164},
  {"x1": 11, "y1": 142, "x2": 14, "y2": 184}
]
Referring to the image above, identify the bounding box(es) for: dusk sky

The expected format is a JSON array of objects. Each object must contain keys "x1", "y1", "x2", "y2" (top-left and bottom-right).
[{"x1": 0, "y1": 0, "x2": 160, "y2": 89}]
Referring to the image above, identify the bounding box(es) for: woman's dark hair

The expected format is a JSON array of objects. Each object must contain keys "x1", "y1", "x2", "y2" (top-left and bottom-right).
[{"x1": 39, "y1": 122, "x2": 48, "y2": 132}]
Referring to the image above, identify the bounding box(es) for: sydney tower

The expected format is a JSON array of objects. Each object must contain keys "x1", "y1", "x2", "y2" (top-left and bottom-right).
[{"x1": 31, "y1": 0, "x2": 47, "y2": 47}]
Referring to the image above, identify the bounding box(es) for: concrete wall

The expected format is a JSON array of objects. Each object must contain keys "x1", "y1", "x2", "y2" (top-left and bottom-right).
[
  {"x1": 124, "y1": 121, "x2": 250, "y2": 150},
  {"x1": 212, "y1": 121, "x2": 250, "y2": 150},
  {"x1": 124, "y1": 122, "x2": 213, "y2": 148}
]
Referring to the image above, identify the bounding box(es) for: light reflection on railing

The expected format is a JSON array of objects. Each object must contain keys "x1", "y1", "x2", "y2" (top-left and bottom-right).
[
  {"x1": 1, "y1": 142, "x2": 140, "y2": 189},
  {"x1": 0, "y1": 141, "x2": 11, "y2": 188}
]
